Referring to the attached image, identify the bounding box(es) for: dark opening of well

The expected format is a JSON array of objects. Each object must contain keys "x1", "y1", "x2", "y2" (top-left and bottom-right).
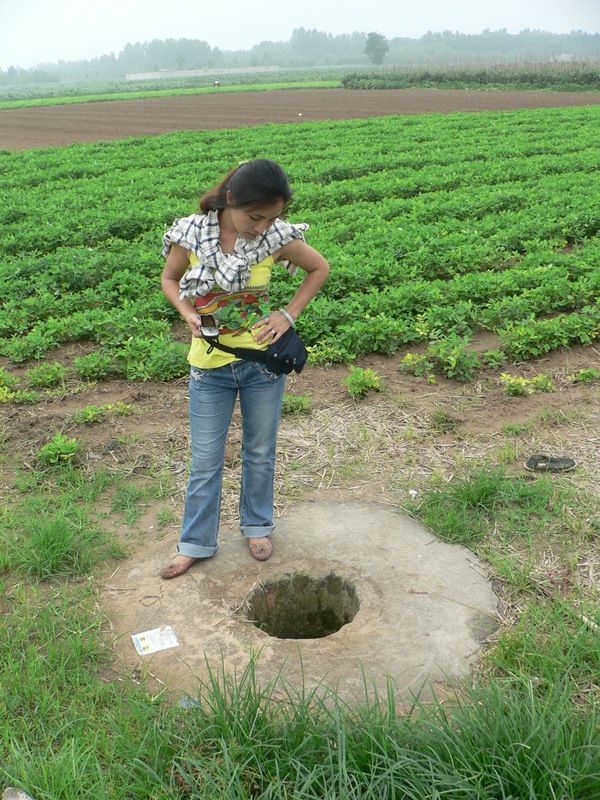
[{"x1": 248, "y1": 572, "x2": 360, "y2": 639}]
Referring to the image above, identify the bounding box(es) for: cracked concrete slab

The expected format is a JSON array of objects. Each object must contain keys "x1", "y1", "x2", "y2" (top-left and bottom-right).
[{"x1": 103, "y1": 500, "x2": 499, "y2": 704}]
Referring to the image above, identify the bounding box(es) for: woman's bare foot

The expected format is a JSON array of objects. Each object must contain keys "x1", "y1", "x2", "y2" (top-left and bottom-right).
[
  {"x1": 247, "y1": 536, "x2": 273, "y2": 561},
  {"x1": 159, "y1": 554, "x2": 201, "y2": 579}
]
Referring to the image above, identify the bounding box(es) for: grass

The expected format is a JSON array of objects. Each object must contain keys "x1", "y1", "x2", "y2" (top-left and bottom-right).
[
  {"x1": 406, "y1": 467, "x2": 562, "y2": 546},
  {"x1": 1, "y1": 649, "x2": 598, "y2": 798},
  {"x1": 281, "y1": 392, "x2": 312, "y2": 415},
  {"x1": 0, "y1": 577, "x2": 171, "y2": 799},
  {"x1": 0, "y1": 80, "x2": 340, "y2": 110},
  {"x1": 1, "y1": 432, "x2": 599, "y2": 797},
  {"x1": 0, "y1": 480, "x2": 123, "y2": 578},
  {"x1": 129, "y1": 665, "x2": 598, "y2": 799}
]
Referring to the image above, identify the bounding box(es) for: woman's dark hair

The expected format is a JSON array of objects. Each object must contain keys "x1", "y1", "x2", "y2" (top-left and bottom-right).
[{"x1": 199, "y1": 159, "x2": 293, "y2": 213}]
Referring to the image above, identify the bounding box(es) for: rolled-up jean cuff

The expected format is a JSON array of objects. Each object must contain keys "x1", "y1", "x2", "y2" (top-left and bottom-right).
[
  {"x1": 242, "y1": 525, "x2": 274, "y2": 539},
  {"x1": 177, "y1": 543, "x2": 218, "y2": 558}
]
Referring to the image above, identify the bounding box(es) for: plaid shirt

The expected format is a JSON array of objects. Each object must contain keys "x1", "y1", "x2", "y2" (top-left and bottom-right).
[{"x1": 162, "y1": 210, "x2": 308, "y2": 299}]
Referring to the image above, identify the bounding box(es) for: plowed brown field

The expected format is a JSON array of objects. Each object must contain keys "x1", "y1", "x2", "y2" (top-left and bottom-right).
[{"x1": 2, "y1": 87, "x2": 599, "y2": 150}]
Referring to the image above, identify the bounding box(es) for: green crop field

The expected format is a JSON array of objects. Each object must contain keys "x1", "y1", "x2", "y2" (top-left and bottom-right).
[{"x1": 1, "y1": 104, "x2": 599, "y2": 385}]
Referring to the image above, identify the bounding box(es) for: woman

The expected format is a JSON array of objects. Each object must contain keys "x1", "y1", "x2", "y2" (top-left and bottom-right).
[{"x1": 159, "y1": 159, "x2": 330, "y2": 579}]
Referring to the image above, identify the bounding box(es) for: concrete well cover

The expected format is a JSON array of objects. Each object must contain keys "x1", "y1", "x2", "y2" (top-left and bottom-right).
[{"x1": 105, "y1": 500, "x2": 499, "y2": 703}]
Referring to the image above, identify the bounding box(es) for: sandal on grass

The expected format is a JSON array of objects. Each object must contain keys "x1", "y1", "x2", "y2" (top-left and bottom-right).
[
  {"x1": 248, "y1": 537, "x2": 273, "y2": 561},
  {"x1": 525, "y1": 454, "x2": 576, "y2": 472},
  {"x1": 159, "y1": 555, "x2": 201, "y2": 579}
]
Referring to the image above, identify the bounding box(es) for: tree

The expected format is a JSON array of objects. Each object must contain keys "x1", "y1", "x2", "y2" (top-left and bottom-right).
[{"x1": 365, "y1": 32, "x2": 389, "y2": 65}]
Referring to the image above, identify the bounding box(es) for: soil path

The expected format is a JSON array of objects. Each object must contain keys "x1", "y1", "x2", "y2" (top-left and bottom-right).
[{"x1": 2, "y1": 87, "x2": 600, "y2": 150}]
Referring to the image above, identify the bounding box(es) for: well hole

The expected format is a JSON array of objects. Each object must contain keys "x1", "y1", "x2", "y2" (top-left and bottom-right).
[{"x1": 248, "y1": 572, "x2": 359, "y2": 639}]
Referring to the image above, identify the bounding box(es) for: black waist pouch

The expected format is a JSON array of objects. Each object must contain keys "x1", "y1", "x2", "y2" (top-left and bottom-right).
[{"x1": 206, "y1": 327, "x2": 308, "y2": 375}]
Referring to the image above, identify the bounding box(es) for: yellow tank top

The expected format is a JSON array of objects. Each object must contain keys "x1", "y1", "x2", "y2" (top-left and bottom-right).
[{"x1": 188, "y1": 254, "x2": 274, "y2": 369}]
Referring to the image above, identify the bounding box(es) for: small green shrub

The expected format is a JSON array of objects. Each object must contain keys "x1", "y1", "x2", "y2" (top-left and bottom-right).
[
  {"x1": 400, "y1": 336, "x2": 481, "y2": 382},
  {"x1": 343, "y1": 366, "x2": 381, "y2": 398},
  {"x1": 73, "y1": 351, "x2": 116, "y2": 382},
  {"x1": 529, "y1": 372, "x2": 555, "y2": 392},
  {"x1": 115, "y1": 338, "x2": 189, "y2": 381},
  {"x1": 0, "y1": 367, "x2": 18, "y2": 390},
  {"x1": 69, "y1": 402, "x2": 131, "y2": 425},
  {"x1": 500, "y1": 372, "x2": 555, "y2": 396},
  {"x1": 427, "y1": 335, "x2": 481, "y2": 381},
  {"x1": 308, "y1": 342, "x2": 355, "y2": 365},
  {"x1": 26, "y1": 361, "x2": 67, "y2": 388},
  {"x1": 281, "y1": 393, "x2": 312, "y2": 415},
  {"x1": 480, "y1": 348, "x2": 507, "y2": 369},
  {"x1": 399, "y1": 352, "x2": 437, "y2": 383},
  {"x1": 37, "y1": 433, "x2": 81, "y2": 466},
  {"x1": 500, "y1": 373, "x2": 531, "y2": 396},
  {"x1": 569, "y1": 368, "x2": 600, "y2": 384},
  {"x1": 0, "y1": 386, "x2": 40, "y2": 404}
]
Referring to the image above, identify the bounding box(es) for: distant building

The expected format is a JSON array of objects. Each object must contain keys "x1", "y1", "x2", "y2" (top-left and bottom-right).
[{"x1": 126, "y1": 66, "x2": 280, "y2": 81}]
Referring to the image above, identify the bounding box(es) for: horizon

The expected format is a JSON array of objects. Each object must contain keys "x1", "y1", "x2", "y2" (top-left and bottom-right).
[
  {"x1": 1, "y1": 0, "x2": 599, "y2": 72},
  {"x1": 2, "y1": 26, "x2": 598, "y2": 73}
]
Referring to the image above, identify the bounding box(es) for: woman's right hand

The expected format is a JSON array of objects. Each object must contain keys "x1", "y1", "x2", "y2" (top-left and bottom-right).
[{"x1": 184, "y1": 311, "x2": 202, "y2": 337}]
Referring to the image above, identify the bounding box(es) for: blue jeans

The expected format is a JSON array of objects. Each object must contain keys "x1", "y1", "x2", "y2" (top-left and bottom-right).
[{"x1": 177, "y1": 360, "x2": 286, "y2": 558}]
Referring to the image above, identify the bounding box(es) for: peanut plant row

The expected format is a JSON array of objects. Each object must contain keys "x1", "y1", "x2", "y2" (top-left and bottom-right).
[{"x1": 0, "y1": 104, "x2": 598, "y2": 381}]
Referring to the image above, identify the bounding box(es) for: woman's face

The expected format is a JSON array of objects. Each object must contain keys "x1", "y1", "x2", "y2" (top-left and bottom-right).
[{"x1": 229, "y1": 199, "x2": 285, "y2": 239}]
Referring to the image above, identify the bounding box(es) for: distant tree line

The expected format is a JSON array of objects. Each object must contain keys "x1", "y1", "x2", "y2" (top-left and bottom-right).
[{"x1": 1, "y1": 28, "x2": 598, "y2": 86}]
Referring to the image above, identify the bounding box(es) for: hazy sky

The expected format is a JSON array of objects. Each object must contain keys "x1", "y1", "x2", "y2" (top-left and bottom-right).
[{"x1": 1, "y1": 0, "x2": 598, "y2": 70}]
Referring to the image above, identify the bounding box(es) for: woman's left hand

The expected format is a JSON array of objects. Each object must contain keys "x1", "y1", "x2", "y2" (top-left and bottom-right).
[{"x1": 252, "y1": 311, "x2": 290, "y2": 344}]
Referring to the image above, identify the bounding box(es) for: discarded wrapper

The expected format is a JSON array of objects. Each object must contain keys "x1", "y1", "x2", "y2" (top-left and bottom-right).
[{"x1": 131, "y1": 625, "x2": 179, "y2": 656}]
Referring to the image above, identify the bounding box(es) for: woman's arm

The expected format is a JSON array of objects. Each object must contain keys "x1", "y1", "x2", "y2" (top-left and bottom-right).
[
  {"x1": 253, "y1": 238, "x2": 330, "y2": 343},
  {"x1": 161, "y1": 243, "x2": 202, "y2": 337}
]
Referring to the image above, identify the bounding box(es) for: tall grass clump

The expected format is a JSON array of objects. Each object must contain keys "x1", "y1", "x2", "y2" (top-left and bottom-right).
[
  {"x1": 406, "y1": 467, "x2": 559, "y2": 546},
  {"x1": 108, "y1": 660, "x2": 600, "y2": 800},
  {"x1": 0, "y1": 492, "x2": 119, "y2": 578},
  {"x1": 0, "y1": 575, "x2": 178, "y2": 800},
  {"x1": 490, "y1": 600, "x2": 600, "y2": 696},
  {"x1": 2, "y1": 653, "x2": 598, "y2": 798}
]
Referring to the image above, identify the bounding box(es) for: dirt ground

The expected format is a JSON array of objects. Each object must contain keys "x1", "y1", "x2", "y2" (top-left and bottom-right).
[
  {"x1": 2, "y1": 87, "x2": 600, "y2": 150},
  {"x1": 2, "y1": 87, "x2": 599, "y2": 698}
]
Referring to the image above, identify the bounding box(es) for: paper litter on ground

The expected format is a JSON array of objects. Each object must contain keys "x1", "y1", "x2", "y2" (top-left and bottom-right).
[{"x1": 131, "y1": 625, "x2": 179, "y2": 656}]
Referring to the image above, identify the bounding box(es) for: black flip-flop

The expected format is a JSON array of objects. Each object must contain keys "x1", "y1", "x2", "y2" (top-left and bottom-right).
[{"x1": 524, "y1": 454, "x2": 576, "y2": 472}]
